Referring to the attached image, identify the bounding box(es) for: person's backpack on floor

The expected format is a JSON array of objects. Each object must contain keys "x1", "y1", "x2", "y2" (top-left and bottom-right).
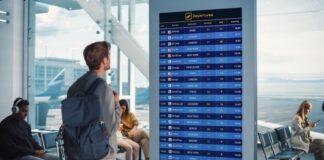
[{"x1": 60, "y1": 78, "x2": 109, "y2": 160}]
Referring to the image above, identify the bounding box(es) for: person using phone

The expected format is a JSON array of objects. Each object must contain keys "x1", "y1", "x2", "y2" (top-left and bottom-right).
[
  {"x1": 119, "y1": 99, "x2": 150, "y2": 160},
  {"x1": 113, "y1": 91, "x2": 140, "y2": 160},
  {"x1": 291, "y1": 100, "x2": 324, "y2": 160},
  {"x1": 0, "y1": 98, "x2": 59, "y2": 160}
]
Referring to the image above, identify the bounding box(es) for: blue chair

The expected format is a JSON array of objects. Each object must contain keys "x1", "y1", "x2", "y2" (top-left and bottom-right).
[
  {"x1": 259, "y1": 131, "x2": 302, "y2": 160},
  {"x1": 39, "y1": 131, "x2": 61, "y2": 157},
  {"x1": 259, "y1": 131, "x2": 277, "y2": 160},
  {"x1": 270, "y1": 130, "x2": 302, "y2": 159},
  {"x1": 33, "y1": 130, "x2": 64, "y2": 158},
  {"x1": 32, "y1": 133, "x2": 43, "y2": 148},
  {"x1": 40, "y1": 131, "x2": 58, "y2": 150},
  {"x1": 275, "y1": 127, "x2": 304, "y2": 158}
]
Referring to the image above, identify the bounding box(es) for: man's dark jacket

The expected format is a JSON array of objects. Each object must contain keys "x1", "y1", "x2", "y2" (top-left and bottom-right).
[{"x1": 0, "y1": 114, "x2": 42, "y2": 159}]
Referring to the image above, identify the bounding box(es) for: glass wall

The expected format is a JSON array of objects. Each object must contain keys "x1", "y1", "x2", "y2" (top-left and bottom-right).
[
  {"x1": 28, "y1": 0, "x2": 149, "y2": 130},
  {"x1": 28, "y1": 1, "x2": 104, "y2": 129},
  {"x1": 27, "y1": 0, "x2": 324, "y2": 140},
  {"x1": 257, "y1": 0, "x2": 324, "y2": 133},
  {"x1": 110, "y1": 2, "x2": 149, "y2": 128}
]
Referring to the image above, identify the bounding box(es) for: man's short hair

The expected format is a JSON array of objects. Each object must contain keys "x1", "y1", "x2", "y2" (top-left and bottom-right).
[{"x1": 83, "y1": 41, "x2": 111, "y2": 70}]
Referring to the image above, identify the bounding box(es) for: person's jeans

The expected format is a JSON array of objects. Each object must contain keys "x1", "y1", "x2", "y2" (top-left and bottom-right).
[{"x1": 16, "y1": 154, "x2": 60, "y2": 160}]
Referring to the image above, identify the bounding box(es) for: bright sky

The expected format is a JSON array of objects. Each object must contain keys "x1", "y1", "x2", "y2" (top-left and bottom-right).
[
  {"x1": 258, "y1": 0, "x2": 324, "y2": 80},
  {"x1": 34, "y1": 0, "x2": 324, "y2": 81},
  {"x1": 35, "y1": 3, "x2": 149, "y2": 87}
]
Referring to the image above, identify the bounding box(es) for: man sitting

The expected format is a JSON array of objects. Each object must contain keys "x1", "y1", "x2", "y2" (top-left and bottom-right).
[{"x1": 0, "y1": 97, "x2": 59, "y2": 160}]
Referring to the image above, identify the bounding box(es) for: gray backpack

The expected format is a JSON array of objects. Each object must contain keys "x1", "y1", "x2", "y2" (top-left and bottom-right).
[{"x1": 61, "y1": 78, "x2": 109, "y2": 160}]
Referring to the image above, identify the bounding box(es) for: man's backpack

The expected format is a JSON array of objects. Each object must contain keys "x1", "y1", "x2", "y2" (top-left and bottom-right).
[{"x1": 61, "y1": 78, "x2": 109, "y2": 160}]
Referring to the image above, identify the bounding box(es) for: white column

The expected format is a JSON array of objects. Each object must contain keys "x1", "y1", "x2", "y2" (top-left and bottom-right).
[
  {"x1": 116, "y1": 0, "x2": 122, "y2": 95},
  {"x1": 128, "y1": 0, "x2": 136, "y2": 113},
  {"x1": 27, "y1": 0, "x2": 36, "y2": 128},
  {"x1": 103, "y1": 0, "x2": 112, "y2": 83},
  {"x1": 0, "y1": 0, "x2": 25, "y2": 120}
]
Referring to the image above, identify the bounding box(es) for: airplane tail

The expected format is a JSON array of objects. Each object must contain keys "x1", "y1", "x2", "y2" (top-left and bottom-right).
[{"x1": 37, "y1": 68, "x2": 65, "y2": 99}]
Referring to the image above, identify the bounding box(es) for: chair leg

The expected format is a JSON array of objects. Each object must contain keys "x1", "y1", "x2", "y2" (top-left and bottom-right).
[{"x1": 139, "y1": 146, "x2": 142, "y2": 160}]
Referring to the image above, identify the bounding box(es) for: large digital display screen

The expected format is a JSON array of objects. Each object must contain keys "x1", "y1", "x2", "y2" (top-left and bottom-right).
[{"x1": 159, "y1": 8, "x2": 243, "y2": 159}]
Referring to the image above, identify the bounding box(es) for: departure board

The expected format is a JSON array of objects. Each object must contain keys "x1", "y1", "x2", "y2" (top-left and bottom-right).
[{"x1": 159, "y1": 8, "x2": 243, "y2": 160}]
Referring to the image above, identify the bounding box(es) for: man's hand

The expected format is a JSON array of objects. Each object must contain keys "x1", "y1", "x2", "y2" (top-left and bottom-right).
[{"x1": 34, "y1": 150, "x2": 46, "y2": 158}]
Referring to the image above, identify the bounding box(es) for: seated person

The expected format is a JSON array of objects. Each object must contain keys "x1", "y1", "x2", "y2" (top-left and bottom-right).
[
  {"x1": 119, "y1": 99, "x2": 150, "y2": 160},
  {"x1": 117, "y1": 124, "x2": 139, "y2": 160},
  {"x1": 0, "y1": 97, "x2": 59, "y2": 160},
  {"x1": 291, "y1": 100, "x2": 324, "y2": 160},
  {"x1": 113, "y1": 91, "x2": 139, "y2": 160}
]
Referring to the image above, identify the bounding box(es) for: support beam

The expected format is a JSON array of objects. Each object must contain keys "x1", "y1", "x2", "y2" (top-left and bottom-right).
[
  {"x1": 128, "y1": 0, "x2": 136, "y2": 113},
  {"x1": 104, "y1": 0, "x2": 112, "y2": 42},
  {"x1": 110, "y1": 16, "x2": 149, "y2": 79},
  {"x1": 27, "y1": 0, "x2": 37, "y2": 129},
  {"x1": 76, "y1": 0, "x2": 149, "y2": 79}
]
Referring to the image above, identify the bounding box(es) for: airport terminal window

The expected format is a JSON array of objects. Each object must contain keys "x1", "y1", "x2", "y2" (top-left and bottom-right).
[
  {"x1": 22, "y1": 1, "x2": 322, "y2": 159},
  {"x1": 28, "y1": 1, "x2": 104, "y2": 129},
  {"x1": 73, "y1": 68, "x2": 87, "y2": 80},
  {"x1": 133, "y1": 4, "x2": 149, "y2": 127},
  {"x1": 28, "y1": 1, "x2": 150, "y2": 130},
  {"x1": 26, "y1": 0, "x2": 322, "y2": 136},
  {"x1": 257, "y1": 0, "x2": 324, "y2": 135},
  {"x1": 110, "y1": 3, "x2": 150, "y2": 127}
]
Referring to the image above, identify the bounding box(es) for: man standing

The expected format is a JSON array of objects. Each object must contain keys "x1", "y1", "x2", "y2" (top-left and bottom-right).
[
  {"x1": 0, "y1": 98, "x2": 59, "y2": 160},
  {"x1": 67, "y1": 41, "x2": 121, "y2": 159}
]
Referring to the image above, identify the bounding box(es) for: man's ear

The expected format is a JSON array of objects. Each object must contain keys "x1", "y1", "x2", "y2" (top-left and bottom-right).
[
  {"x1": 100, "y1": 57, "x2": 106, "y2": 65},
  {"x1": 103, "y1": 57, "x2": 108, "y2": 65}
]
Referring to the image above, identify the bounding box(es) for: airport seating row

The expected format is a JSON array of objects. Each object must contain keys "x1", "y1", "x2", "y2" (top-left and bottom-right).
[
  {"x1": 258, "y1": 126, "x2": 305, "y2": 160},
  {"x1": 32, "y1": 130, "x2": 62, "y2": 156},
  {"x1": 0, "y1": 129, "x2": 136, "y2": 160},
  {"x1": 32, "y1": 130, "x2": 129, "y2": 160}
]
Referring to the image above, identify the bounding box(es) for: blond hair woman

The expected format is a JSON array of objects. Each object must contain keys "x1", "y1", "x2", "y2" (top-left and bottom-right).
[{"x1": 291, "y1": 100, "x2": 324, "y2": 160}]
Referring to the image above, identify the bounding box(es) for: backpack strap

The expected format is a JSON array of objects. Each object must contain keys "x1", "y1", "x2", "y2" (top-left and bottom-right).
[{"x1": 85, "y1": 78, "x2": 103, "y2": 95}]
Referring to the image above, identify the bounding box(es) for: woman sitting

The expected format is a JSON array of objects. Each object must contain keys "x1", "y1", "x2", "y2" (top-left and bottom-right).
[
  {"x1": 291, "y1": 100, "x2": 324, "y2": 160},
  {"x1": 113, "y1": 91, "x2": 139, "y2": 160},
  {"x1": 119, "y1": 99, "x2": 150, "y2": 160}
]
